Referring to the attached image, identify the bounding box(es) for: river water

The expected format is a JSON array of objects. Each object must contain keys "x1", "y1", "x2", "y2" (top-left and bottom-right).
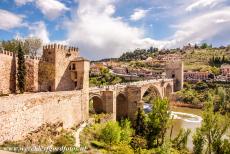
[{"x1": 144, "y1": 104, "x2": 202, "y2": 151}]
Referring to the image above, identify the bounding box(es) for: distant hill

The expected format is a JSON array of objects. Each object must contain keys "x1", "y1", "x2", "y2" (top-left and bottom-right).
[{"x1": 116, "y1": 45, "x2": 230, "y2": 72}]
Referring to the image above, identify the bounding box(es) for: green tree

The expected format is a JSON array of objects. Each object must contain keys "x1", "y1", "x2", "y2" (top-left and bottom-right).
[
  {"x1": 17, "y1": 43, "x2": 26, "y2": 93},
  {"x1": 172, "y1": 129, "x2": 191, "y2": 151},
  {"x1": 216, "y1": 87, "x2": 229, "y2": 112},
  {"x1": 0, "y1": 41, "x2": 3, "y2": 51},
  {"x1": 210, "y1": 67, "x2": 220, "y2": 76},
  {"x1": 193, "y1": 129, "x2": 205, "y2": 154},
  {"x1": 222, "y1": 139, "x2": 230, "y2": 154},
  {"x1": 89, "y1": 68, "x2": 123, "y2": 86},
  {"x1": 24, "y1": 37, "x2": 42, "y2": 57},
  {"x1": 146, "y1": 98, "x2": 171, "y2": 148},
  {"x1": 100, "y1": 121, "x2": 121, "y2": 145},
  {"x1": 201, "y1": 43, "x2": 208, "y2": 49},
  {"x1": 130, "y1": 136, "x2": 147, "y2": 153},
  {"x1": 195, "y1": 82, "x2": 208, "y2": 91},
  {"x1": 134, "y1": 108, "x2": 147, "y2": 137},
  {"x1": 193, "y1": 102, "x2": 230, "y2": 154},
  {"x1": 1, "y1": 38, "x2": 42, "y2": 55},
  {"x1": 120, "y1": 119, "x2": 133, "y2": 144},
  {"x1": 1, "y1": 39, "x2": 23, "y2": 53}
]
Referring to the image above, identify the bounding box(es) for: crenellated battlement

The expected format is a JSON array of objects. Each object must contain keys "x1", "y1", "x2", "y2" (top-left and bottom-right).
[
  {"x1": 0, "y1": 50, "x2": 15, "y2": 57},
  {"x1": 0, "y1": 50, "x2": 46, "y2": 62},
  {"x1": 25, "y1": 55, "x2": 42, "y2": 61},
  {"x1": 43, "y1": 44, "x2": 79, "y2": 52}
]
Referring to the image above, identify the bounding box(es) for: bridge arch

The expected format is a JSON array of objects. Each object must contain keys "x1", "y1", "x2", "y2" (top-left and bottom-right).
[
  {"x1": 116, "y1": 93, "x2": 128, "y2": 120},
  {"x1": 141, "y1": 85, "x2": 162, "y2": 105},
  {"x1": 89, "y1": 94, "x2": 104, "y2": 114},
  {"x1": 142, "y1": 85, "x2": 162, "y2": 99}
]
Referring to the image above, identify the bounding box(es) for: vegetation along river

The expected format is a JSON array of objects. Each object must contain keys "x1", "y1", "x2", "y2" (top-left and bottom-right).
[{"x1": 144, "y1": 104, "x2": 202, "y2": 151}]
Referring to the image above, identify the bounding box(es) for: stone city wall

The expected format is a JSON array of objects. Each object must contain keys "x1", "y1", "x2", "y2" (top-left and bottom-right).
[
  {"x1": 0, "y1": 90, "x2": 88, "y2": 143},
  {"x1": 0, "y1": 51, "x2": 16, "y2": 94},
  {"x1": 0, "y1": 51, "x2": 44, "y2": 94},
  {"x1": 25, "y1": 58, "x2": 40, "y2": 92}
]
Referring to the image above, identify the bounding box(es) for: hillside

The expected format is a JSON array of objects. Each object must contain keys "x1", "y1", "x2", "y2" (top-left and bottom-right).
[
  {"x1": 182, "y1": 48, "x2": 230, "y2": 71},
  {"x1": 115, "y1": 46, "x2": 230, "y2": 73}
]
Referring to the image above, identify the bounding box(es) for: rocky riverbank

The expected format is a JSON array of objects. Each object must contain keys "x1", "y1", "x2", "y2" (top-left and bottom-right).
[{"x1": 170, "y1": 101, "x2": 203, "y2": 109}]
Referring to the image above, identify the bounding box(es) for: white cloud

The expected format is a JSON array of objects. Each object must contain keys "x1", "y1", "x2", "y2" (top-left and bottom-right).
[
  {"x1": 0, "y1": 9, "x2": 25, "y2": 30},
  {"x1": 35, "y1": 0, "x2": 69, "y2": 19},
  {"x1": 130, "y1": 8, "x2": 149, "y2": 21},
  {"x1": 186, "y1": 0, "x2": 225, "y2": 12},
  {"x1": 15, "y1": 0, "x2": 34, "y2": 6},
  {"x1": 165, "y1": 7, "x2": 230, "y2": 48},
  {"x1": 66, "y1": 0, "x2": 150, "y2": 59},
  {"x1": 215, "y1": 19, "x2": 230, "y2": 23},
  {"x1": 14, "y1": 0, "x2": 69, "y2": 19},
  {"x1": 28, "y1": 21, "x2": 50, "y2": 43}
]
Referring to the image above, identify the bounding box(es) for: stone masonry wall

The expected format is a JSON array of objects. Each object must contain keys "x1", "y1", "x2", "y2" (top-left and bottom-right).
[
  {"x1": 0, "y1": 51, "x2": 16, "y2": 94},
  {"x1": 0, "y1": 51, "x2": 41, "y2": 94},
  {"x1": 0, "y1": 90, "x2": 88, "y2": 143},
  {"x1": 25, "y1": 58, "x2": 39, "y2": 92},
  {"x1": 55, "y1": 46, "x2": 79, "y2": 91}
]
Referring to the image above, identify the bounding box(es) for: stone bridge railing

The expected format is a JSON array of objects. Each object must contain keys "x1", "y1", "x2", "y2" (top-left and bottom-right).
[{"x1": 89, "y1": 78, "x2": 173, "y2": 93}]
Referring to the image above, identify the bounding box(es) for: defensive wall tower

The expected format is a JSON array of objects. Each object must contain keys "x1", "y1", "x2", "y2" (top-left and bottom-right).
[
  {"x1": 41, "y1": 44, "x2": 89, "y2": 92},
  {"x1": 165, "y1": 61, "x2": 184, "y2": 91}
]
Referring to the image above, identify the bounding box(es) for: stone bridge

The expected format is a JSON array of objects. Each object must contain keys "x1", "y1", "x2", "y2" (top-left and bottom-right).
[{"x1": 89, "y1": 79, "x2": 174, "y2": 120}]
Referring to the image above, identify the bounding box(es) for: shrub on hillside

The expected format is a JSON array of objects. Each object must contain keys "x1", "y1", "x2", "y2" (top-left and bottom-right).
[{"x1": 99, "y1": 121, "x2": 121, "y2": 145}]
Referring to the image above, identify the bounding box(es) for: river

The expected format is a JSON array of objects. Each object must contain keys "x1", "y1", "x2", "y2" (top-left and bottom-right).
[{"x1": 144, "y1": 104, "x2": 202, "y2": 151}]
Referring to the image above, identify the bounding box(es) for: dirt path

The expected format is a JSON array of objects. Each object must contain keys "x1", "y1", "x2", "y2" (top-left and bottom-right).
[{"x1": 74, "y1": 122, "x2": 87, "y2": 147}]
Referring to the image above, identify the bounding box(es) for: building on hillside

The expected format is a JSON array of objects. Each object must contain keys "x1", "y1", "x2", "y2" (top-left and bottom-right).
[
  {"x1": 220, "y1": 64, "x2": 230, "y2": 76},
  {"x1": 90, "y1": 63, "x2": 103, "y2": 76},
  {"x1": 182, "y1": 43, "x2": 194, "y2": 50},
  {"x1": 157, "y1": 54, "x2": 182, "y2": 61},
  {"x1": 0, "y1": 44, "x2": 90, "y2": 94},
  {"x1": 215, "y1": 75, "x2": 230, "y2": 82},
  {"x1": 184, "y1": 71, "x2": 209, "y2": 82},
  {"x1": 112, "y1": 67, "x2": 127, "y2": 74},
  {"x1": 144, "y1": 57, "x2": 153, "y2": 63}
]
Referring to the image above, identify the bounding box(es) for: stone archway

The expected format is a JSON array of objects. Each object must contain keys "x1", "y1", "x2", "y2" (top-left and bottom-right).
[
  {"x1": 142, "y1": 85, "x2": 161, "y2": 104},
  {"x1": 165, "y1": 84, "x2": 173, "y2": 98},
  {"x1": 116, "y1": 93, "x2": 128, "y2": 120},
  {"x1": 90, "y1": 95, "x2": 104, "y2": 114}
]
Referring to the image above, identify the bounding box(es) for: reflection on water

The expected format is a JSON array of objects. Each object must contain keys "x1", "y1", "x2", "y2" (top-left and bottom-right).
[{"x1": 144, "y1": 104, "x2": 203, "y2": 151}]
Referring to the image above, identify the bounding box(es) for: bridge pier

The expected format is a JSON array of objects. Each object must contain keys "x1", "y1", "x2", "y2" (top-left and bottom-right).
[
  {"x1": 126, "y1": 86, "x2": 143, "y2": 122},
  {"x1": 101, "y1": 91, "x2": 116, "y2": 120}
]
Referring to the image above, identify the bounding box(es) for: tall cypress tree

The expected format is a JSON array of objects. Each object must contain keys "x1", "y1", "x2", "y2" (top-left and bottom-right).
[
  {"x1": 134, "y1": 108, "x2": 147, "y2": 137},
  {"x1": 17, "y1": 43, "x2": 26, "y2": 93}
]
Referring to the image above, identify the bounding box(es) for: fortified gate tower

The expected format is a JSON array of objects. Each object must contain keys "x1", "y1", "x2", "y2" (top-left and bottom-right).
[
  {"x1": 165, "y1": 61, "x2": 184, "y2": 91},
  {"x1": 40, "y1": 44, "x2": 89, "y2": 92}
]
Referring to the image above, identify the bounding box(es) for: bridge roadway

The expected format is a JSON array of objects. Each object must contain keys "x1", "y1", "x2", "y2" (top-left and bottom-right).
[{"x1": 89, "y1": 78, "x2": 173, "y2": 93}]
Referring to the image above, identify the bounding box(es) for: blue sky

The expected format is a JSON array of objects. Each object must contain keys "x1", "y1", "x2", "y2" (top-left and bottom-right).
[{"x1": 0, "y1": 0, "x2": 230, "y2": 59}]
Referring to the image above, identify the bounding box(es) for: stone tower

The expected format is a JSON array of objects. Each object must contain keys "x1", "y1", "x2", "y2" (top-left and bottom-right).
[
  {"x1": 40, "y1": 44, "x2": 89, "y2": 92},
  {"x1": 165, "y1": 61, "x2": 184, "y2": 91}
]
